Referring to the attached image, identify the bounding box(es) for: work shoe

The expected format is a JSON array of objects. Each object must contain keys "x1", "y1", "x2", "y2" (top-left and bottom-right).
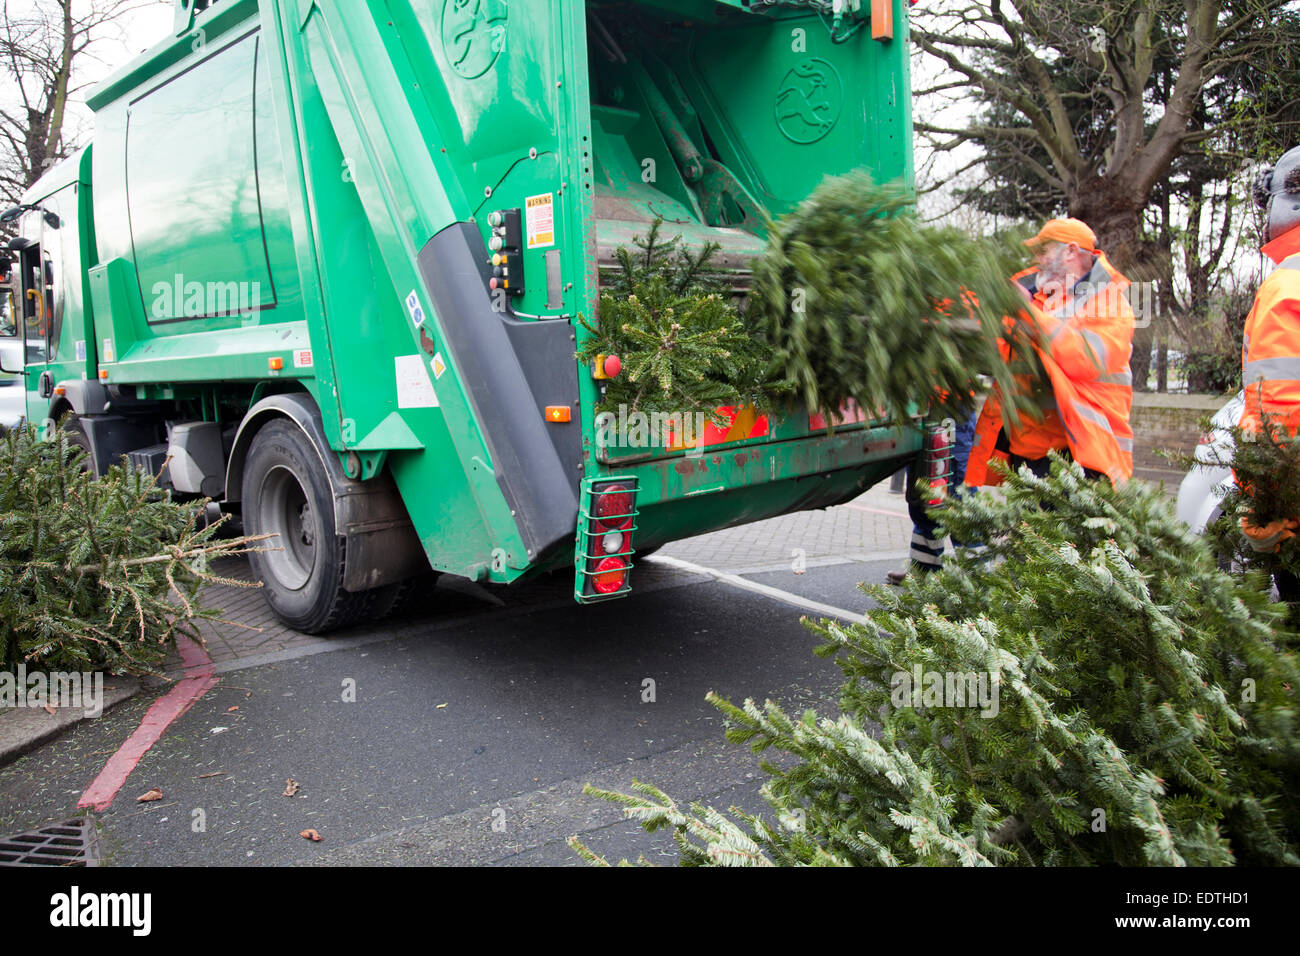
[{"x1": 887, "y1": 563, "x2": 939, "y2": 586}]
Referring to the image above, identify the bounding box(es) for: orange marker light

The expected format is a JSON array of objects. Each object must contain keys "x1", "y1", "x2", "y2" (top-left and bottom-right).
[
  {"x1": 269, "y1": 357, "x2": 284, "y2": 371},
  {"x1": 98, "y1": 370, "x2": 108, "y2": 381},
  {"x1": 592, "y1": 556, "x2": 629, "y2": 594},
  {"x1": 544, "y1": 405, "x2": 571, "y2": 423}
]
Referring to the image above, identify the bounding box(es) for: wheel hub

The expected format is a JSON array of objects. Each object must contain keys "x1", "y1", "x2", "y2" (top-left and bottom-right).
[
  {"x1": 299, "y1": 502, "x2": 314, "y2": 546},
  {"x1": 258, "y1": 465, "x2": 319, "y2": 592}
]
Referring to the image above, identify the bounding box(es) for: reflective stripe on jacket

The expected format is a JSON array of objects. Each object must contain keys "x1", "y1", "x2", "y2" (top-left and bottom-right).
[
  {"x1": 1241, "y1": 231, "x2": 1300, "y2": 436},
  {"x1": 966, "y1": 253, "x2": 1135, "y2": 486}
]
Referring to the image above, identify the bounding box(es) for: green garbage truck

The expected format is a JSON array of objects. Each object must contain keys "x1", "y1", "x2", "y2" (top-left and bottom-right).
[{"x1": 0, "y1": 0, "x2": 939, "y2": 632}]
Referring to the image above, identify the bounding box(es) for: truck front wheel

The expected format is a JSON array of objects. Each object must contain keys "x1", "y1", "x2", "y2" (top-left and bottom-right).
[{"x1": 243, "y1": 419, "x2": 366, "y2": 633}]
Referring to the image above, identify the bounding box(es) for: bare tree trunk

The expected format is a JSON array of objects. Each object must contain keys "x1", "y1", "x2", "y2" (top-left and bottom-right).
[{"x1": 0, "y1": 0, "x2": 161, "y2": 205}]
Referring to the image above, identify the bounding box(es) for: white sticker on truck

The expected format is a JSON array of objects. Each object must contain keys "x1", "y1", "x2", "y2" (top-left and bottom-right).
[
  {"x1": 405, "y1": 290, "x2": 425, "y2": 327},
  {"x1": 294, "y1": 349, "x2": 313, "y2": 369},
  {"x1": 525, "y1": 192, "x2": 554, "y2": 249},
  {"x1": 395, "y1": 354, "x2": 438, "y2": 408}
]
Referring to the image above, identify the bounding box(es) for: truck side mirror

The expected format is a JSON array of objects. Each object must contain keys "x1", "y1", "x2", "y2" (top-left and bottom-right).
[{"x1": 0, "y1": 206, "x2": 22, "y2": 224}]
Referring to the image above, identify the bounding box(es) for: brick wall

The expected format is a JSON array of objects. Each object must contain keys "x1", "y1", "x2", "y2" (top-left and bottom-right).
[{"x1": 1130, "y1": 393, "x2": 1230, "y2": 489}]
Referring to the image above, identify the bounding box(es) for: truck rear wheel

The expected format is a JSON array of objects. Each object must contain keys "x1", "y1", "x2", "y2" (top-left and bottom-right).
[
  {"x1": 243, "y1": 419, "x2": 368, "y2": 633},
  {"x1": 60, "y1": 414, "x2": 94, "y2": 473}
]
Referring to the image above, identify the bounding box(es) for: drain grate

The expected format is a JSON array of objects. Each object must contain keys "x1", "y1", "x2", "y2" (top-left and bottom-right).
[{"x1": 0, "y1": 818, "x2": 98, "y2": 867}]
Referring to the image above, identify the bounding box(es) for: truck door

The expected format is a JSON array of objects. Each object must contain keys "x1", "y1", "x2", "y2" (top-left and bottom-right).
[{"x1": 16, "y1": 195, "x2": 71, "y2": 430}]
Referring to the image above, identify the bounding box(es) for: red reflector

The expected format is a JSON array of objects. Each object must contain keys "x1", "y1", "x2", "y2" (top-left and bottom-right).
[
  {"x1": 592, "y1": 556, "x2": 628, "y2": 594},
  {"x1": 594, "y1": 483, "x2": 634, "y2": 531}
]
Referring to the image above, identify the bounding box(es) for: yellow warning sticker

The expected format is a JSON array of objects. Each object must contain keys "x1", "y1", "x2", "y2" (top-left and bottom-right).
[{"x1": 525, "y1": 192, "x2": 555, "y2": 249}]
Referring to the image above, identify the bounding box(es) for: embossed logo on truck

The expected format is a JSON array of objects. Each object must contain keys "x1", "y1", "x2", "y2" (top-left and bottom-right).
[
  {"x1": 776, "y1": 59, "x2": 842, "y2": 144},
  {"x1": 441, "y1": 0, "x2": 508, "y2": 79}
]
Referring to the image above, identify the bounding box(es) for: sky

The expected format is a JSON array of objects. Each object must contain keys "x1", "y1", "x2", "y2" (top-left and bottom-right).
[{"x1": 1, "y1": 0, "x2": 175, "y2": 147}]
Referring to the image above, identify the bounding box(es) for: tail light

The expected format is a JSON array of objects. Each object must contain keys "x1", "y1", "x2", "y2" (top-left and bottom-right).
[
  {"x1": 923, "y1": 422, "x2": 953, "y2": 506},
  {"x1": 575, "y1": 476, "x2": 639, "y2": 603}
]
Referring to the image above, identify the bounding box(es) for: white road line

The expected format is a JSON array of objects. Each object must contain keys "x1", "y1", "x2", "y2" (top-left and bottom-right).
[{"x1": 644, "y1": 554, "x2": 869, "y2": 623}]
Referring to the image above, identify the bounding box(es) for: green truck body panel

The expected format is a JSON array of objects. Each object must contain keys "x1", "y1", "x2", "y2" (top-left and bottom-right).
[{"x1": 12, "y1": 0, "x2": 919, "y2": 610}]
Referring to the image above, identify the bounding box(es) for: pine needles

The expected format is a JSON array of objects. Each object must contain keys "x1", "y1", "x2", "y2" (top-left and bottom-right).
[
  {"x1": 0, "y1": 424, "x2": 265, "y2": 676},
  {"x1": 573, "y1": 458, "x2": 1300, "y2": 866},
  {"x1": 749, "y1": 172, "x2": 1045, "y2": 426},
  {"x1": 577, "y1": 221, "x2": 774, "y2": 426},
  {"x1": 580, "y1": 175, "x2": 1049, "y2": 436}
]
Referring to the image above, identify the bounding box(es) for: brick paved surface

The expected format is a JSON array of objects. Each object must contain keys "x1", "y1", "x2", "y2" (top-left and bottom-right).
[
  {"x1": 656, "y1": 483, "x2": 910, "y2": 573},
  {"x1": 174, "y1": 483, "x2": 914, "y2": 676},
  {"x1": 175, "y1": 470, "x2": 1184, "y2": 677}
]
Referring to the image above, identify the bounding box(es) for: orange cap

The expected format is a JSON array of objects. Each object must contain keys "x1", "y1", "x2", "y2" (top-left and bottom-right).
[{"x1": 1023, "y1": 218, "x2": 1098, "y2": 253}]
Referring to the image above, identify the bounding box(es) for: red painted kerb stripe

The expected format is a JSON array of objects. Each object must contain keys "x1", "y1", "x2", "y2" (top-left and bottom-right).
[{"x1": 78, "y1": 635, "x2": 218, "y2": 812}]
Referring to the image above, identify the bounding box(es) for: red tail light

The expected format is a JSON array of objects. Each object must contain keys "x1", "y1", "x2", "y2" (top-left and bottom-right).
[
  {"x1": 923, "y1": 421, "x2": 953, "y2": 505},
  {"x1": 576, "y1": 477, "x2": 639, "y2": 602},
  {"x1": 594, "y1": 483, "x2": 635, "y2": 531},
  {"x1": 591, "y1": 556, "x2": 629, "y2": 594}
]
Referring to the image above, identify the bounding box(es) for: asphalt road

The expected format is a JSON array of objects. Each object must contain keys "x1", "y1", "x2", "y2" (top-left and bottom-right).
[{"x1": 0, "y1": 554, "x2": 900, "y2": 866}]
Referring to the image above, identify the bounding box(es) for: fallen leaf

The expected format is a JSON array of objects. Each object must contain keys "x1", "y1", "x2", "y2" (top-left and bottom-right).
[
  {"x1": 300, "y1": 829, "x2": 323, "y2": 842},
  {"x1": 283, "y1": 778, "x2": 300, "y2": 797},
  {"x1": 436, "y1": 703, "x2": 448, "y2": 709},
  {"x1": 137, "y1": 788, "x2": 163, "y2": 803},
  {"x1": 210, "y1": 727, "x2": 228, "y2": 735},
  {"x1": 197, "y1": 772, "x2": 225, "y2": 779},
  {"x1": 42, "y1": 704, "x2": 56, "y2": 715},
  {"x1": 227, "y1": 706, "x2": 239, "y2": 713}
]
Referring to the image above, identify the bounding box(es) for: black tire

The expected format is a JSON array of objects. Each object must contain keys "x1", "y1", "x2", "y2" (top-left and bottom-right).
[
  {"x1": 60, "y1": 414, "x2": 94, "y2": 474},
  {"x1": 243, "y1": 419, "x2": 368, "y2": 634},
  {"x1": 372, "y1": 569, "x2": 440, "y2": 621}
]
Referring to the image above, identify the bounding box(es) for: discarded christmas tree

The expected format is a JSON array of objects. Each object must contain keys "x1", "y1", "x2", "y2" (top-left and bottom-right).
[
  {"x1": 580, "y1": 174, "x2": 1049, "y2": 434},
  {"x1": 572, "y1": 458, "x2": 1300, "y2": 866},
  {"x1": 0, "y1": 424, "x2": 265, "y2": 676},
  {"x1": 748, "y1": 172, "x2": 1044, "y2": 426},
  {"x1": 577, "y1": 220, "x2": 774, "y2": 427},
  {"x1": 1205, "y1": 393, "x2": 1300, "y2": 617}
]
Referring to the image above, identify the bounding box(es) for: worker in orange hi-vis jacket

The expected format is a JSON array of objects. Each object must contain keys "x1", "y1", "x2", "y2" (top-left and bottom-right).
[
  {"x1": 965, "y1": 218, "x2": 1136, "y2": 488},
  {"x1": 1237, "y1": 145, "x2": 1300, "y2": 567}
]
